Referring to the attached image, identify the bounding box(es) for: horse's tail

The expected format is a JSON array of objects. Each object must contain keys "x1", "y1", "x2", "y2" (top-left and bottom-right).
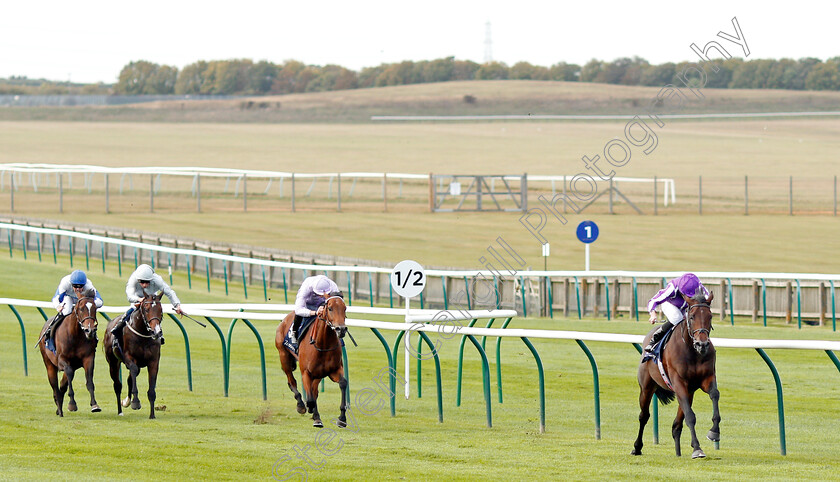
[{"x1": 655, "y1": 386, "x2": 676, "y2": 405}]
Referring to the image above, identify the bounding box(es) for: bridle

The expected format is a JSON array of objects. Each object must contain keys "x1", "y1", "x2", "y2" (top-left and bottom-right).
[
  {"x1": 127, "y1": 297, "x2": 163, "y2": 339},
  {"x1": 310, "y1": 295, "x2": 345, "y2": 352},
  {"x1": 73, "y1": 295, "x2": 98, "y2": 333},
  {"x1": 685, "y1": 302, "x2": 712, "y2": 345}
]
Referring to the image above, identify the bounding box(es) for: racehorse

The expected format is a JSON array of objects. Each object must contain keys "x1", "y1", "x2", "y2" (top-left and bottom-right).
[
  {"x1": 632, "y1": 291, "x2": 721, "y2": 459},
  {"x1": 275, "y1": 293, "x2": 348, "y2": 428},
  {"x1": 38, "y1": 290, "x2": 101, "y2": 416},
  {"x1": 103, "y1": 293, "x2": 164, "y2": 419}
]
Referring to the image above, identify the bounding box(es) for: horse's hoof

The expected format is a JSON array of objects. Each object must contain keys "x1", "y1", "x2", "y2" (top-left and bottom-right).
[
  {"x1": 68, "y1": 401, "x2": 78, "y2": 412},
  {"x1": 296, "y1": 404, "x2": 306, "y2": 415},
  {"x1": 56, "y1": 409, "x2": 62, "y2": 417},
  {"x1": 336, "y1": 419, "x2": 347, "y2": 429},
  {"x1": 121, "y1": 397, "x2": 130, "y2": 408},
  {"x1": 630, "y1": 449, "x2": 642, "y2": 456},
  {"x1": 707, "y1": 431, "x2": 720, "y2": 442},
  {"x1": 150, "y1": 414, "x2": 156, "y2": 420},
  {"x1": 90, "y1": 405, "x2": 101, "y2": 413},
  {"x1": 692, "y1": 449, "x2": 706, "y2": 459},
  {"x1": 313, "y1": 420, "x2": 323, "y2": 428},
  {"x1": 118, "y1": 412, "x2": 124, "y2": 416},
  {"x1": 130, "y1": 400, "x2": 141, "y2": 410}
]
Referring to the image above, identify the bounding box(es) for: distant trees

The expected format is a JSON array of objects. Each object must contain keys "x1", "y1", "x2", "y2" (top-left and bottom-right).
[{"x1": 106, "y1": 55, "x2": 840, "y2": 96}]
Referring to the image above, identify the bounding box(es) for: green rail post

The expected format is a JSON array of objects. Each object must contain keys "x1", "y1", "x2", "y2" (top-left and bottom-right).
[
  {"x1": 346, "y1": 271, "x2": 352, "y2": 306},
  {"x1": 241, "y1": 262, "x2": 248, "y2": 299},
  {"x1": 633, "y1": 343, "x2": 658, "y2": 443},
  {"x1": 575, "y1": 339, "x2": 600, "y2": 439},
  {"x1": 168, "y1": 253, "x2": 173, "y2": 285},
  {"x1": 726, "y1": 277, "x2": 734, "y2": 325},
  {"x1": 603, "y1": 276, "x2": 611, "y2": 320},
  {"x1": 69, "y1": 238, "x2": 74, "y2": 266},
  {"x1": 225, "y1": 313, "x2": 267, "y2": 400},
  {"x1": 466, "y1": 335, "x2": 492, "y2": 427},
  {"x1": 186, "y1": 256, "x2": 192, "y2": 289},
  {"x1": 493, "y1": 276, "x2": 499, "y2": 309},
  {"x1": 51, "y1": 234, "x2": 57, "y2": 264},
  {"x1": 388, "y1": 282, "x2": 393, "y2": 308},
  {"x1": 795, "y1": 279, "x2": 802, "y2": 329},
  {"x1": 417, "y1": 331, "x2": 443, "y2": 423},
  {"x1": 632, "y1": 277, "x2": 639, "y2": 321},
  {"x1": 830, "y1": 280, "x2": 836, "y2": 332},
  {"x1": 204, "y1": 317, "x2": 229, "y2": 397},
  {"x1": 391, "y1": 330, "x2": 443, "y2": 423},
  {"x1": 574, "y1": 276, "x2": 582, "y2": 320},
  {"x1": 756, "y1": 348, "x2": 786, "y2": 455},
  {"x1": 7, "y1": 305, "x2": 28, "y2": 376},
  {"x1": 7, "y1": 230, "x2": 12, "y2": 258},
  {"x1": 826, "y1": 350, "x2": 840, "y2": 375},
  {"x1": 761, "y1": 278, "x2": 767, "y2": 327},
  {"x1": 21, "y1": 232, "x2": 27, "y2": 260},
  {"x1": 519, "y1": 276, "x2": 526, "y2": 317},
  {"x1": 368, "y1": 328, "x2": 396, "y2": 417},
  {"x1": 84, "y1": 240, "x2": 89, "y2": 270},
  {"x1": 205, "y1": 257, "x2": 211, "y2": 293},
  {"x1": 223, "y1": 263, "x2": 229, "y2": 296},
  {"x1": 442, "y1": 276, "x2": 448, "y2": 310},
  {"x1": 456, "y1": 319, "x2": 480, "y2": 406},
  {"x1": 520, "y1": 337, "x2": 545, "y2": 433},
  {"x1": 417, "y1": 333, "x2": 423, "y2": 398},
  {"x1": 480, "y1": 318, "x2": 496, "y2": 350},
  {"x1": 36, "y1": 234, "x2": 42, "y2": 262},
  {"x1": 262, "y1": 266, "x2": 268, "y2": 302},
  {"x1": 419, "y1": 290, "x2": 424, "y2": 309},
  {"x1": 133, "y1": 247, "x2": 137, "y2": 268},
  {"x1": 100, "y1": 242, "x2": 106, "y2": 273},
  {"x1": 463, "y1": 276, "x2": 472, "y2": 310},
  {"x1": 166, "y1": 313, "x2": 193, "y2": 391},
  {"x1": 495, "y1": 317, "x2": 513, "y2": 403},
  {"x1": 282, "y1": 267, "x2": 288, "y2": 303},
  {"x1": 546, "y1": 276, "x2": 554, "y2": 319},
  {"x1": 367, "y1": 272, "x2": 373, "y2": 307}
]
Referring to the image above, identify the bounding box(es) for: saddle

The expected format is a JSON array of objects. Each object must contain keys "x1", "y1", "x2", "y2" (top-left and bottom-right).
[
  {"x1": 641, "y1": 328, "x2": 676, "y2": 390},
  {"x1": 282, "y1": 315, "x2": 317, "y2": 355}
]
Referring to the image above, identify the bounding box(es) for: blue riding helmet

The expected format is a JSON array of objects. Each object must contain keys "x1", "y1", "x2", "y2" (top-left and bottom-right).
[{"x1": 70, "y1": 270, "x2": 87, "y2": 287}]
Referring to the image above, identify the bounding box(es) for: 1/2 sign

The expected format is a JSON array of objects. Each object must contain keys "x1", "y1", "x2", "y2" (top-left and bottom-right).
[
  {"x1": 391, "y1": 260, "x2": 426, "y2": 298},
  {"x1": 576, "y1": 220, "x2": 599, "y2": 244}
]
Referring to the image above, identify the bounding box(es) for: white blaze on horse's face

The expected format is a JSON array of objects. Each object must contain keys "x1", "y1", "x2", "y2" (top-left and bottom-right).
[{"x1": 85, "y1": 302, "x2": 93, "y2": 311}]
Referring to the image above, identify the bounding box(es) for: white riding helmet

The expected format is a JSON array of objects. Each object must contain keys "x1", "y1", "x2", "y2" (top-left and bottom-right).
[
  {"x1": 313, "y1": 276, "x2": 332, "y2": 295},
  {"x1": 135, "y1": 264, "x2": 155, "y2": 282}
]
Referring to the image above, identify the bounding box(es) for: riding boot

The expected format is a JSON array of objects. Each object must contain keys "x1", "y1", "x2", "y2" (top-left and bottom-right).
[
  {"x1": 289, "y1": 315, "x2": 302, "y2": 346},
  {"x1": 110, "y1": 317, "x2": 127, "y2": 352},
  {"x1": 644, "y1": 322, "x2": 674, "y2": 353}
]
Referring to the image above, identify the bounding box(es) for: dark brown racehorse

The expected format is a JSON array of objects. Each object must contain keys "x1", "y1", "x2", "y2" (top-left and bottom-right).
[
  {"x1": 103, "y1": 293, "x2": 163, "y2": 419},
  {"x1": 275, "y1": 294, "x2": 348, "y2": 428},
  {"x1": 632, "y1": 291, "x2": 720, "y2": 458},
  {"x1": 38, "y1": 290, "x2": 101, "y2": 416}
]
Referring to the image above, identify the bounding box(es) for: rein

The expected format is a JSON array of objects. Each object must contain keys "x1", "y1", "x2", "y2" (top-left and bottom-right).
[
  {"x1": 309, "y1": 296, "x2": 344, "y2": 352},
  {"x1": 685, "y1": 302, "x2": 712, "y2": 344},
  {"x1": 73, "y1": 296, "x2": 98, "y2": 328},
  {"x1": 126, "y1": 299, "x2": 162, "y2": 339}
]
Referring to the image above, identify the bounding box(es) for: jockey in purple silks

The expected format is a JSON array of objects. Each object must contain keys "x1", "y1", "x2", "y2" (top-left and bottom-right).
[
  {"x1": 288, "y1": 275, "x2": 340, "y2": 347},
  {"x1": 644, "y1": 273, "x2": 710, "y2": 353}
]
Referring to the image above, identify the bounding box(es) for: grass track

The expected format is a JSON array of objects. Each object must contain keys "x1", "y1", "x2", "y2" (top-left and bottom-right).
[{"x1": 2, "y1": 257, "x2": 840, "y2": 480}]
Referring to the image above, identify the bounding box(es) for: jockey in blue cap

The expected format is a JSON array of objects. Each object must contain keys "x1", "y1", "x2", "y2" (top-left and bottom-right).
[
  {"x1": 288, "y1": 275, "x2": 339, "y2": 347},
  {"x1": 644, "y1": 273, "x2": 710, "y2": 353},
  {"x1": 43, "y1": 270, "x2": 103, "y2": 347}
]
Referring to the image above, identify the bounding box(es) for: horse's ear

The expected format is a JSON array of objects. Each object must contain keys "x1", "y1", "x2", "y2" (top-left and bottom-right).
[
  {"x1": 707, "y1": 291, "x2": 714, "y2": 304},
  {"x1": 681, "y1": 292, "x2": 695, "y2": 304}
]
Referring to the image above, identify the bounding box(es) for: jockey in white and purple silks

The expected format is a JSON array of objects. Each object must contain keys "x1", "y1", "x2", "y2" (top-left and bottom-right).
[
  {"x1": 644, "y1": 273, "x2": 710, "y2": 353},
  {"x1": 288, "y1": 275, "x2": 340, "y2": 347}
]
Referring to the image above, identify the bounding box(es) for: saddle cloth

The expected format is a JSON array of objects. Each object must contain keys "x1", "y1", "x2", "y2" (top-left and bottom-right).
[
  {"x1": 282, "y1": 315, "x2": 316, "y2": 355},
  {"x1": 641, "y1": 327, "x2": 676, "y2": 390}
]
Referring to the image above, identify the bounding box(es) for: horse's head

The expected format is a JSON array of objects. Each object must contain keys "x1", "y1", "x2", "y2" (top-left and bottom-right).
[
  {"x1": 320, "y1": 291, "x2": 347, "y2": 339},
  {"x1": 137, "y1": 292, "x2": 165, "y2": 342},
  {"x1": 682, "y1": 290, "x2": 714, "y2": 356},
  {"x1": 74, "y1": 289, "x2": 99, "y2": 340}
]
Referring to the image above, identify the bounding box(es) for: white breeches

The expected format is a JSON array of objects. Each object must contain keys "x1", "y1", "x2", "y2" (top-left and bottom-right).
[{"x1": 661, "y1": 302, "x2": 684, "y2": 326}]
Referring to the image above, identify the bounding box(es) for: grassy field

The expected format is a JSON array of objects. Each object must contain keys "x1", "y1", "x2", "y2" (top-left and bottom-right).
[{"x1": 1, "y1": 256, "x2": 840, "y2": 480}]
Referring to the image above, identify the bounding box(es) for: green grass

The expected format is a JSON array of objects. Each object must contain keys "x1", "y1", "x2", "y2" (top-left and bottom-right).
[{"x1": 2, "y1": 256, "x2": 840, "y2": 480}]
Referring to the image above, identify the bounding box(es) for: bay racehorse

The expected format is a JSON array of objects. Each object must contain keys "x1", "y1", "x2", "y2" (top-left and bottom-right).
[
  {"x1": 103, "y1": 293, "x2": 163, "y2": 419},
  {"x1": 38, "y1": 290, "x2": 101, "y2": 416},
  {"x1": 275, "y1": 293, "x2": 348, "y2": 428},
  {"x1": 632, "y1": 291, "x2": 721, "y2": 458}
]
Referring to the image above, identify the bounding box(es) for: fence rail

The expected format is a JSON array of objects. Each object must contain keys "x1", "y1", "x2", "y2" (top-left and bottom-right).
[{"x1": 1, "y1": 221, "x2": 837, "y2": 329}]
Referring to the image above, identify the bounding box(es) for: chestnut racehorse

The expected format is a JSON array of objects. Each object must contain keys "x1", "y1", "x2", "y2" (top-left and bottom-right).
[
  {"x1": 275, "y1": 293, "x2": 348, "y2": 428},
  {"x1": 38, "y1": 290, "x2": 101, "y2": 416},
  {"x1": 103, "y1": 293, "x2": 164, "y2": 419},
  {"x1": 632, "y1": 291, "x2": 721, "y2": 458}
]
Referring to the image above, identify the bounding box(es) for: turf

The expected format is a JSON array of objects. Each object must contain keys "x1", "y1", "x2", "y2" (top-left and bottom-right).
[{"x1": 1, "y1": 256, "x2": 839, "y2": 480}]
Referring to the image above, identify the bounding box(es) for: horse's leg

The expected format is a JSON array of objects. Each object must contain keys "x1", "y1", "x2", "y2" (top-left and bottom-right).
[
  {"x1": 65, "y1": 365, "x2": 78, "y2": 412},
  {"x1": 45, "y1": 361, "x2": 63, "y2": 417},
  {"x1": 108, "y1": 356, "x2": 123, "y2": 416},
  {"x1": 677, "y1": 389, "x2": 705, "y2": 458},
  {"x1": 123, "y1": 362, "x2": 141, "y2": 410},
  {"x1": 83, "y1": 355, "x2": 100, "y2": 412},
  {"x1": 304, "y1": 373, "x2": 323, "y2": 428},
  {"x1": 702, "y1": 376, "x2": 721, "y2": 442},
  {"x1": 672, "y1": 404, "x2": 685, "y2": 457},
  {"x1": 632, "y1": 367, "x2": 656, "y2": 456},
  {"x1": 56, "y1": 362, "x2": 70, "y2": 415},
  {"x1": 279, "y1": 352, "x2": 306, "y2": 414},
  {"x1": 147, "y1": 359, "x2": 159, "y2": 419},
  {"x1": 328, "y1": 368, "x2": 348, "y2": 428}
]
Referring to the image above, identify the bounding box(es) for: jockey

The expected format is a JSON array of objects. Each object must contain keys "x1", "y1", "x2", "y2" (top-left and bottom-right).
[
  {"x1": 45, "y1": 270, "x2": 103, "y2": 346},
  {"x1": 288, "y1": 275, "x2": 339, "y2": 347},
  {"x1": 110, "y1": 264, "x2": 184, "y2": 350},
  {"x1": 644, "y1": 273, "x2": 710, "y2": 353}
]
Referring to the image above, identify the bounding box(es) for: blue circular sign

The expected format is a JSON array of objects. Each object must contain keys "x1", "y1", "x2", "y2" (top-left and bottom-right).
[{"x1": 576, "y1": 221, "x2": 599, "y2": 244}]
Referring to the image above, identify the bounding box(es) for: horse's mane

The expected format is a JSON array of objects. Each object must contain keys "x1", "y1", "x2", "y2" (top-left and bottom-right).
[
  {"x1": 81, "y1": 288, "x2": 96, "y2": 299},
  {"x1": 691, "y1": 291, "x2": 707, "y2": 303},
  {"x1": 329, "y1": 291, "x2": 344, "y2": 299}
]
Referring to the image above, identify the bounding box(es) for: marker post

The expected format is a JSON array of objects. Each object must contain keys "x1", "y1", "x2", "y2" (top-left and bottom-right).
[{"x1": 390, "y1": 260, "x2": 426, "y2": 400}]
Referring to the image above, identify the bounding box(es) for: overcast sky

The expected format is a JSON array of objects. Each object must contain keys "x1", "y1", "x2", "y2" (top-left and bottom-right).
[{"x1": 1, "y1": 1, "x2": 835, "y2": 84}]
